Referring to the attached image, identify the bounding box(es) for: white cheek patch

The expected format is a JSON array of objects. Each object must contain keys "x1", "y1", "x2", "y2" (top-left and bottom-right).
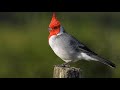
[{"x1": 57, "y1": 26, "x2": 64, "y2": 35}]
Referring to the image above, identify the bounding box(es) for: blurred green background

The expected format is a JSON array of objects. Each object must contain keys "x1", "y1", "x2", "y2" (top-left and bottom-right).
[{"x1": 0, "y1": 12, "x2": 119, "y2": 78}]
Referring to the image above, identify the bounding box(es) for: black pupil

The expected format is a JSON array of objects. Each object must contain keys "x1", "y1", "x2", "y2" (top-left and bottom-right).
[{"x1": 53, "y1": 26, "x2": 59, "y2": 29}]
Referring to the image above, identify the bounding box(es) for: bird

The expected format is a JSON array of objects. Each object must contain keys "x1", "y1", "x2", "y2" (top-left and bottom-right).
[{"x1": 48, "y1": 12, "x2": 116, "y2": 68}]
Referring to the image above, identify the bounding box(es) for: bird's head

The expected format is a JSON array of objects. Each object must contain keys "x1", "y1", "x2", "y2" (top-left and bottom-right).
[{"x1": 48, "y1": 12, "x2": 65, "y2": 39}]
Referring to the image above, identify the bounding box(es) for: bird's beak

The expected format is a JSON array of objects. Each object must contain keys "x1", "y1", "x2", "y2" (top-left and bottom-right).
[{"x1": 48, "y1": 27, "x2": 52, "y2": 32}]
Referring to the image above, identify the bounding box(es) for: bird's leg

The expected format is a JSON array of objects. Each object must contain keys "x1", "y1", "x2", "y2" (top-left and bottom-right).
[{"x1": 58, "y1": 62, "x2": 71, "y2": 67}]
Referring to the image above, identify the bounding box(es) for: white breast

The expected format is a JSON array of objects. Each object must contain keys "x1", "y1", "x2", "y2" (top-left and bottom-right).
[
  {"x1": 49, "y1": 35, "x2": 76, "y2": 62},
  {"x1": 49, "y1": 35, "x2": 65, "y2": 58},
  {"x1": 49, "y1": 35, "x2": 57, "y2": 48}
]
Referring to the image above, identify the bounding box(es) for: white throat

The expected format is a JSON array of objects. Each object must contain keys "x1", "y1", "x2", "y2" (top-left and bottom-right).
[{"x1": 49, "y1": 26, "x2": 65, "y2": 49}]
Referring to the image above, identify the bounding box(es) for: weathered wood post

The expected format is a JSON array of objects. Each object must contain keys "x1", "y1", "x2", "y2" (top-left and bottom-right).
[{"x1": 53, "y1": 65, "x2": 82, "y2": 78}]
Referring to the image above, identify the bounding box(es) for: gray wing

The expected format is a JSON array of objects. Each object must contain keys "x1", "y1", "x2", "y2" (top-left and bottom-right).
[
  {"x1": 56, "y1": 33, "x2": 96, "y2": 55},
  {"x1": 68, "y1": 34, "x2": 116, "y2": 68},
  {"x1": 68, "y1": 34, "x2": 97, "y2": 55},
  {"x1": 57, "y1": 33, "x2": 115, "y2": 68}
]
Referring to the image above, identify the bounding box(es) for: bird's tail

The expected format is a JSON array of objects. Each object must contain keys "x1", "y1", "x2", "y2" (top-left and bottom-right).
[{"x1": 91, "y1": 54, "x2": 116, "y2": 68}]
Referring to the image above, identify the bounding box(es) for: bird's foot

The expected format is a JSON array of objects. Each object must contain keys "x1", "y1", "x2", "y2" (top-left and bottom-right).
[{"x1": 55, "y1": 62, "x2": 70, "y2": 68}]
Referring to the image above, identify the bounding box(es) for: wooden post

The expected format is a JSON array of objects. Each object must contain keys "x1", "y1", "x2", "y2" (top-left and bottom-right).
[{"x1": 53, "y1": 65, "x2": 82, "y2": 78}]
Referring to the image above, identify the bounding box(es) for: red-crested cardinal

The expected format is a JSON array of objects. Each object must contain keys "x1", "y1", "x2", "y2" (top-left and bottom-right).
[{"x1": 48, "y1": 13, "x2": 115, "y2": 68}]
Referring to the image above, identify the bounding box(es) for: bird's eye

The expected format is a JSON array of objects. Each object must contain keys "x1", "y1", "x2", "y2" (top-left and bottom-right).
[{"x1": 53, "y1": 26, "x2": 59, "y2": 29}]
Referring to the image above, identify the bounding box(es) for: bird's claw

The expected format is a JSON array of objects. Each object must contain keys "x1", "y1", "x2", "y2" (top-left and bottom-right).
[{"x1": 55, "y1": 63, "x2": 70, "y2": 68}]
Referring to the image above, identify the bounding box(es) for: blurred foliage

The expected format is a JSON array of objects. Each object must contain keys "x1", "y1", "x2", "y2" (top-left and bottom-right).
[{"x1": 0, "y1": 12, "x2": 119, "y2": 78}]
